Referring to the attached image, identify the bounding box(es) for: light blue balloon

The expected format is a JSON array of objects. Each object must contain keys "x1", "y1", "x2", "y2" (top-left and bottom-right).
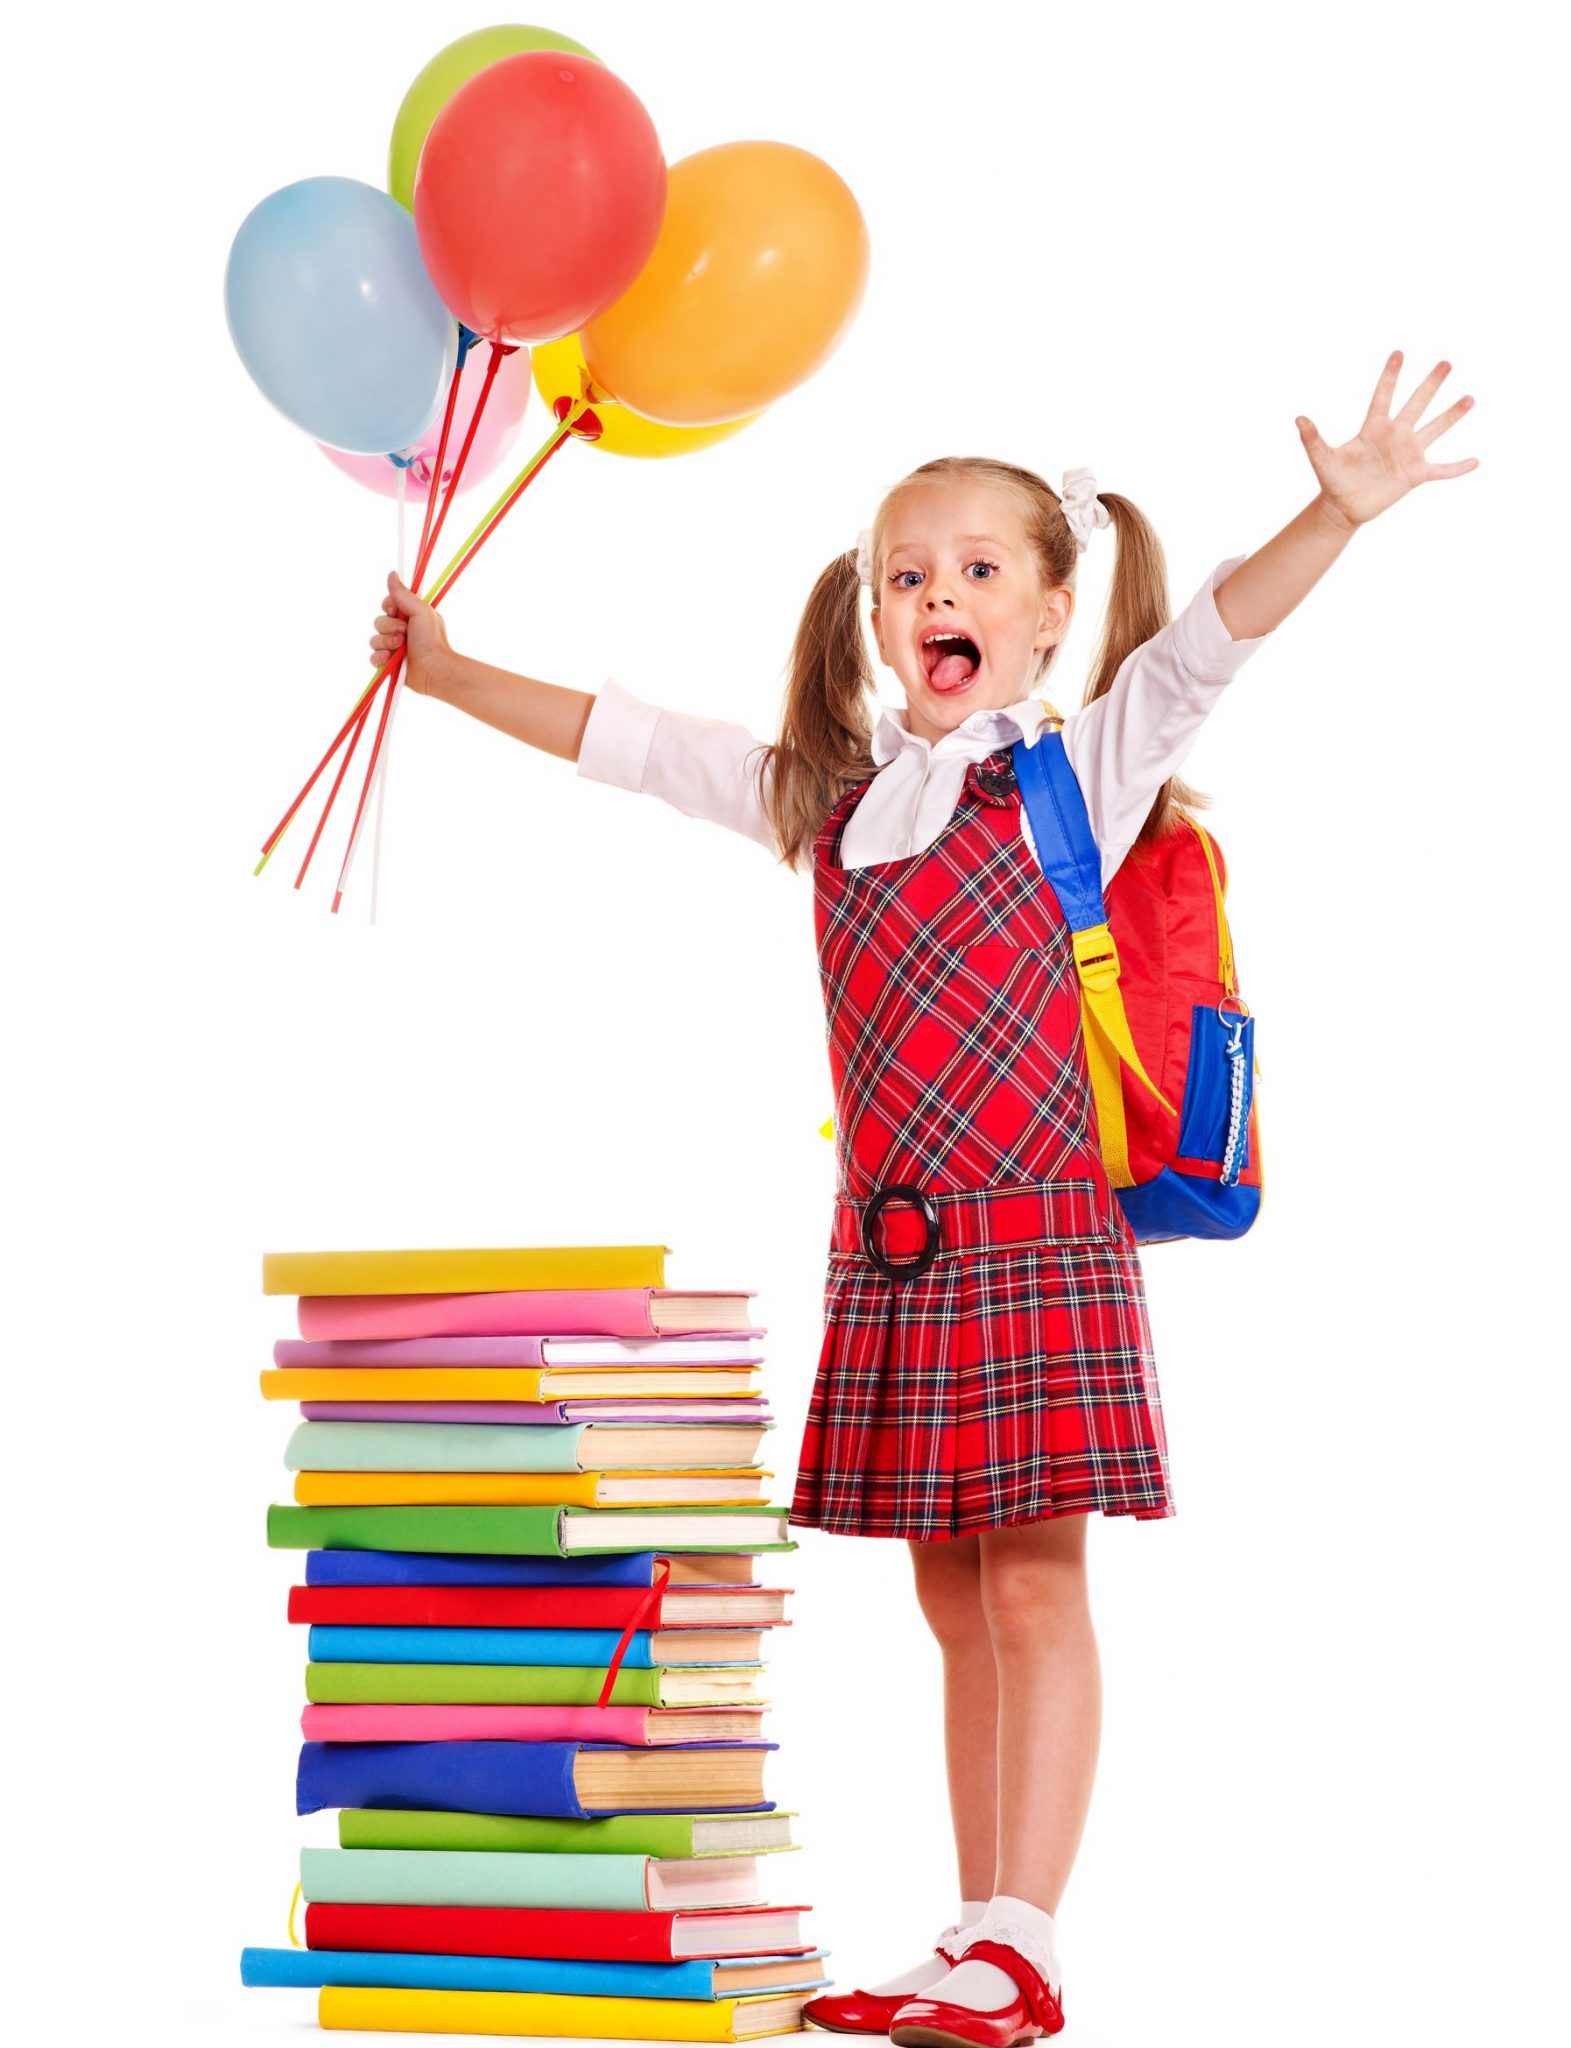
[{"x1": 225, "y1": 175, "x2": 458, "y2": 455}]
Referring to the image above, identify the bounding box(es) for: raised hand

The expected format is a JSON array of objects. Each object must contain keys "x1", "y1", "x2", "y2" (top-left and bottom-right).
[{"x1": 1296, "y1": 351, "x2": 1478, "y2": 531}]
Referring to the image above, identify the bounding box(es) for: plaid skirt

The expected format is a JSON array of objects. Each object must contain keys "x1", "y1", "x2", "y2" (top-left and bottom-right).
[{"x1": 787, "y1": 1179, "x2": 1175, "y2": 1541}]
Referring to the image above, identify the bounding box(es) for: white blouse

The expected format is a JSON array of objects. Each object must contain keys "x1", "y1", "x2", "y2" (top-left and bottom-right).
[{"x1": 575, "y1": 554, "x2": 1268, "y2": 885}]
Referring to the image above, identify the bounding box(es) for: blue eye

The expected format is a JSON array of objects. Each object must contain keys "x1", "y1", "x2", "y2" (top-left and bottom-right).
[{"x1": 888, "y1": 558, "x2": 999, "y2": 590}]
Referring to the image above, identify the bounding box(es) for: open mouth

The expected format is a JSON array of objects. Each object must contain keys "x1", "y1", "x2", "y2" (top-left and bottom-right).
[{"x1": 921, "y1": 630, "x2": 982, "y2": 693}]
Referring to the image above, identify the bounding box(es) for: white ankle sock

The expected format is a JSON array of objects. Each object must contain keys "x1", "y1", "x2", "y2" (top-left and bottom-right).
[
  {"x1": 922, "y1": 1893, "x2": 1062, "y2": 2012},
  {"x1": 864, "y1": 1897, "x2": 987, "y2": 1998}
]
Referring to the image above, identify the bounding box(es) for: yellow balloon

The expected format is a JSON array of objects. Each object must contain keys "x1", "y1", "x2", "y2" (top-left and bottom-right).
[
  {"x1": 531, "y1": 332, "x2": 767, "y2": 457},
  {"x1": 581, "y1": 141, "x2": 869, "y2": 428}
]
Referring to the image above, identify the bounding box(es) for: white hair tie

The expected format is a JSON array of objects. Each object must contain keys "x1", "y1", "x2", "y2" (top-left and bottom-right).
[
  {"x1": 1059, "y1": 467, "x2": 1110, "y2": 551},
  {"x1": 854, "y1": 527, "x2": 874, "y2": 587}
]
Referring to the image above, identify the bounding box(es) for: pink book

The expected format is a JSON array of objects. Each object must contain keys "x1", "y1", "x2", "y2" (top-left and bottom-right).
[
  {"x1": 275, "y1": 1333, "x2": 767, "y2": 1368},
  {"x1": 299, "y1": 1703, "x2": 761, "y2": 1744},
  {"x1": 296, "y1": 1292, "x2": 758, "y2": 1342},
  {"x1": 300, "y1": 1401, "x2": 775, "y2": 1425}
]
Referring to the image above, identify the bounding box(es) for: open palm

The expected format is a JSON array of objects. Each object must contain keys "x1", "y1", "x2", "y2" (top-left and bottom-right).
[{"x1": 1297, "y1": 351, "x2": 1478, "y2": 529}]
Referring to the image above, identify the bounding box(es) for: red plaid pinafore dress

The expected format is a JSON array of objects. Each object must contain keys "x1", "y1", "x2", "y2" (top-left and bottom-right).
[{"x1": 787, "y1": 746, "x2": 1175, "y2": 1540}]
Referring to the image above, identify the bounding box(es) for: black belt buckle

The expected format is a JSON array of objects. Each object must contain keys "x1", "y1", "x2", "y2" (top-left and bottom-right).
[{"x1": 860, "y1": 1182, "x2": 942, "y2": 1281}]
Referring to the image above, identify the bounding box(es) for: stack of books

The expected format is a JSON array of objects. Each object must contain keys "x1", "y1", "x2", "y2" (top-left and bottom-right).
[{"x1": 240, "y1": 1243, "x2": 827, "y2": 2040}]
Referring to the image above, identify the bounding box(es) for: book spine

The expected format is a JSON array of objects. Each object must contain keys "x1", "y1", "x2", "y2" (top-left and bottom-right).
[
  {"x1": 303, "y1": 1663, "x2": 663, "y2": 1707},
  {"x1": 300, "y1": 1846, "x2": 650, "y2": 1911},
  {"x1": 307, "y1": 1626, "x2": 657, "y2": 1668},
  {"x1": 267, "y1": 1504, "x2": 568, "y2": 1556},
  {"x1": 336, "y1": 1808, "x2": 697, "y2": 1856},
  {"x1": 316, "y1": 1983, "x2": 738, "y2": 2040},
  {"x1": 240, "y1": 1946, "x2": 722, "y2": 1998}
]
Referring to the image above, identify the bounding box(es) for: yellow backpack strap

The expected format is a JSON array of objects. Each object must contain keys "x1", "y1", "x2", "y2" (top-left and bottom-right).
[{"x1": 1013, "y1": 717, "x2": 1174, "y2": 1186}]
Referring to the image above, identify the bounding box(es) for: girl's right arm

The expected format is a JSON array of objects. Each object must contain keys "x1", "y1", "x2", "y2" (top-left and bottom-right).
[{"x1": 372, "y1": 573, "x2": 779, "y2": 852}]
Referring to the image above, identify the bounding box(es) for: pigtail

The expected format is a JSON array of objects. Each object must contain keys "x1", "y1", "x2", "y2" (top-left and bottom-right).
[
  {"x1": 757, "y1": 549, "x2": 878, "y2": 874},
  {"x1": 1084, "y1": 494, "x2": 1206, "y2": 841}
]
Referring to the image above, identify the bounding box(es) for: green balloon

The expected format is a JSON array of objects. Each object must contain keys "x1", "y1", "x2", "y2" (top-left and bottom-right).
[{"x1": 388, "y1": 25, "x2": 602, "y2": 211}]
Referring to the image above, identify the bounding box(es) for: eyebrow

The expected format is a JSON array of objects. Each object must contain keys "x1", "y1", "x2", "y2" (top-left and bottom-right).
[{"x1": 887, "y1": 533, "x2": 1012, "y2": 553}]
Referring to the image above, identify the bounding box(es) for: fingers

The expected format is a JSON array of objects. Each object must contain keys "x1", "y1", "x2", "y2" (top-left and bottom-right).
[
  {"x1": 383, "y1": 570, "x2": 423, "y2": 618},
  {"x1": 1416, "y1": 392, "x2": 1475, "y2": 448},
  {"x1": 1295, "y1": 415, "x2": 1332, "y2": 464},
  {"x1": 1395, "y1": 358, "x2": 1454, "y2": 430},
  {"x1": 1363, "y1": 349, "x2": 1404, "y2": 427}
]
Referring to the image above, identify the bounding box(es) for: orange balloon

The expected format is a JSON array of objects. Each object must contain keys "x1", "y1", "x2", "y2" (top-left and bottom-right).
[{"x1": 581, "y1": 141, "x2": 870, "y2": 428}]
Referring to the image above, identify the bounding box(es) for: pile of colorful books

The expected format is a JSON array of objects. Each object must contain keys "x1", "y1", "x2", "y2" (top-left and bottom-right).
[{"x1": 240, "y1": 1242, "x2": 826, "y2": 2040}]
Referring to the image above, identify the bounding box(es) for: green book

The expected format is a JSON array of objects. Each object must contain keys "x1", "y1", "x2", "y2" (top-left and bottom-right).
[
  {"x1": 338, "y1": 1808, "x2": 803, "y2": 1857},
  {"x1": 304, "y1": 1662, "x2": 764, "y2": 1708},
  {"x1": 267, "y1": 1502, "x2": 797, "y2": 1557},
  {"x1": 302, "y1": 1847, "x2": 659, "y2": 1911}
]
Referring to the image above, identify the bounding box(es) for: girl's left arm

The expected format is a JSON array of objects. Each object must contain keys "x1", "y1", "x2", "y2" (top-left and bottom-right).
[{"x1": 1214, "y1": 350, "x2": 1478, "y2": 641}]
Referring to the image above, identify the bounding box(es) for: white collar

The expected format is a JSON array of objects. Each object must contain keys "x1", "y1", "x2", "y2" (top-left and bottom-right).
[{"x1": 869, "y1": 693, "x2": 1059, "y2": 768}]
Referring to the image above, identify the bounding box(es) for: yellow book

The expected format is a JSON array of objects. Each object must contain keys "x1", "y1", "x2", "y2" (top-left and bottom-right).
[
  {"x1": 261, "y1": 1369, "x2": 549, "y2": 1404},
  {"x1": 262, "y1": 1245, "x2": 669, "y2": 1297},
  {"x1": 293, "y1": 1469, "x2": 773, "y2": 1508},
  {"x1": 318, "y1": 1984, "x2": 807, "y2": 2039}
]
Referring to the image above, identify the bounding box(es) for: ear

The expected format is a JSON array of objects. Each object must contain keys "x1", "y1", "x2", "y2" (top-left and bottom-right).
[
  {"x1": 869, "y1": 598, "x2": 892, "y2": 669},
  {"x1": 1033, "y1": 582, "x2": 1073, "y2": 653}
]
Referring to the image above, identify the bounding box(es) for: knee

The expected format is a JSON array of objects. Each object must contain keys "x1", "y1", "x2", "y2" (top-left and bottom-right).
[
  {"x1": 980, "y1": 1548, "x2": 1090, "y2": 1649},
  {"x1": 909, "y1": 1543, "x2": 986, "y2": 1651}
]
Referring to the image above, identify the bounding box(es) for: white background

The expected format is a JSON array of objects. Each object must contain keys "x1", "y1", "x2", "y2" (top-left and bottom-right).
[{"x1": 5, "y1": 3, "x2": 1565, "y2": 2043}]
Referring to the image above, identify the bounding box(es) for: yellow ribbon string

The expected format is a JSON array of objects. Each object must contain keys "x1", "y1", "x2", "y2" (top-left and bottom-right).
[{"x1": 288, "y1": 1880, "x2": 303, "y2": 1948}]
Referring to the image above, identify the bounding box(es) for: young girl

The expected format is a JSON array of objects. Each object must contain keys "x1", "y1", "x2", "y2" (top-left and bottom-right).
[{"x1": 368, "y1": 349, "x2": 1475, "y2": 2048}]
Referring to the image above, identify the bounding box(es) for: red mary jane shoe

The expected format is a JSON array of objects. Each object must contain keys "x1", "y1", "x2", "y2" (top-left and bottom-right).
[
  {"x1": 888, "y1": 1938, "x2": 1065, "y2": 2048},
  {"x1": 802, "y1": 1938, "x2": 966, "y2": 2035}
]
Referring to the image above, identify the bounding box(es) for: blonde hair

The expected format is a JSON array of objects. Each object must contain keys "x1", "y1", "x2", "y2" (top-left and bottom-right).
[{"x1": 756, "y1": 454, "x2": 1202, "y2": 873}]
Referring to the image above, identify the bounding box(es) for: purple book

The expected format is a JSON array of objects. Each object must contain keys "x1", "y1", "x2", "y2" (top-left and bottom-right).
[{"x1": 300, "y1": 1400, "x2": 775, "y2": 1425}]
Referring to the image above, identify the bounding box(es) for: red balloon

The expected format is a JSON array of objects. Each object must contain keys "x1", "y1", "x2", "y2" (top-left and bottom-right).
[{"x1": 414, "y1": 52, "x2": 666, "y2": 345}]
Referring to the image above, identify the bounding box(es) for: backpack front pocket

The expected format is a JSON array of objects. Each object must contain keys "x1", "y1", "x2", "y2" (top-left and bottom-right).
[{"x1": 1174, "y1": 1002, "x2": 1255, "y2": 1180}]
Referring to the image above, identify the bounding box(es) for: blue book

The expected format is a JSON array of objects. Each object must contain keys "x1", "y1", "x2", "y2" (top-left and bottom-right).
[
  {"x1": 240, "y1": 1946, "x2": 831, "y2": 1999},
  {"x1": 305, "y1": 1549, "x2": 657, "y2": 1588},
  {"x1": 296, "y1": 1738, "x2": 778, "y2": 1819},
  {"x1": 306, "y1": 1625, "x2": 765, "y2": 1668}
]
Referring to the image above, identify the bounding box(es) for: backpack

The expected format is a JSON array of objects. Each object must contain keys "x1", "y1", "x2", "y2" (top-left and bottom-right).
[
  {"x1": 818, "y1": 707, "x2": 1263, "y2": 1245},
  {"x1": 1012, "y1": 712, "x2": 1262, "y2": 1243}
]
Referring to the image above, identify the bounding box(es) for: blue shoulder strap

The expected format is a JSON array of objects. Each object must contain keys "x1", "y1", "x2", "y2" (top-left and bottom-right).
[{"x1": 1011, "y1": 727, "x2": 1105, "y2": 932}]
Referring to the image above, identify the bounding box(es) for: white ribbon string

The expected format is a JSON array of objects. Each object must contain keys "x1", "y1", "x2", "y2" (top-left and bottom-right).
[{"x1": 368, "y1": 461, "x2": 410, "y2": 923}]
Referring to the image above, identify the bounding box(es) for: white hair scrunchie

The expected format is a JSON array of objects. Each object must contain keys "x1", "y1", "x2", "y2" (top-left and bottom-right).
[
  {"x1": 854, "y1": 527, "x2": 874, "y2": 587},
  {"x1": 1058, "y1": 467, "x2": 1110, "y2": 551}
]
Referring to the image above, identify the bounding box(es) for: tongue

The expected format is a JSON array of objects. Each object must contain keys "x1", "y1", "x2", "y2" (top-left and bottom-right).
[{"x1": 930, "y1": 651, "x2": 977, "y2": 690}]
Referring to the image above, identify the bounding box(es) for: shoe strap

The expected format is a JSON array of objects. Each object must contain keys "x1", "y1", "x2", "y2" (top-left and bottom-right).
[{"x1": 954, "y1": 1937, "x2": 1065, "y2": 2033}]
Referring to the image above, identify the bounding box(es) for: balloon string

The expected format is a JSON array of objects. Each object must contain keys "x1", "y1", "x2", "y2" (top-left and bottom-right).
[
  {"x1": 371, "y1": 462, "x2": 412, "y2": 922},
  {"x1": 329, "y1": 394, "x2": 592, "y2": 913},
  {"x1": 288, "y1": 343, "x2": 507, "y2": 896},
  {"x1": 412, "y1": 343, "x2": 508, "y2": 594},
  {"x1": 411, "y1": 338, "x2": 468, "y2": 584},
  {"x1": 257, "y1": 390, "x2": 594, "y2": 884}
]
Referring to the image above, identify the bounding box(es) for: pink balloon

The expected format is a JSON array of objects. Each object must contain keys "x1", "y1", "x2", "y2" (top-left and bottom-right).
[{"x1": 317, "y1": 343, "x2": 532, "y2": 499}]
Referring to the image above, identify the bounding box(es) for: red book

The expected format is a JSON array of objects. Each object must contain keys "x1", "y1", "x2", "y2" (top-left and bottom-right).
[
  {"x1": 306, "y1": 1900, "x2": 812, "y2": 1962},
  {"x1": 287, "y1": 1584, "x2": 788, "y2": 1629}
]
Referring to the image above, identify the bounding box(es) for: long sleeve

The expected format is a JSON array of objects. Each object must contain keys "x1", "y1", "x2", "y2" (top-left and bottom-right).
[
  {"x1": 1058, "y1": 554, "x2": 1268, "y2": 884},
  {"x1": 574, "y1": 676, "x2": 779, "y2": 854}
]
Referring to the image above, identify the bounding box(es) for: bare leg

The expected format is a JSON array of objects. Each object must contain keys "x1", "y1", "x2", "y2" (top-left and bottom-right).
[
  {"x1": 979, "y1": 1513, "x2": 1101, "y2": 1914},
  {"x1": 907, "y1": 1531, "x2": 997, "y2": 1902}
]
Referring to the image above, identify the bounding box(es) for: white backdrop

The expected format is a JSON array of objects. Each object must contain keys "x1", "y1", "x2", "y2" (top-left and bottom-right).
[{"x1": 5, "y1": 3, "x2": 1564, "y2": 2043}]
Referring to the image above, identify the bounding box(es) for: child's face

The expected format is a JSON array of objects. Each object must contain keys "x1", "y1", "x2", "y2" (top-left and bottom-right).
[{"x1": 870, "y1": 481, "x2": 1071, "y2": 746}]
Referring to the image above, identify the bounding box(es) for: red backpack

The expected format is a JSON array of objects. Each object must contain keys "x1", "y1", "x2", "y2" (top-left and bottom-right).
[{"x1": 1014, "y1": 718, "x2": 1262, "y2": 1243}]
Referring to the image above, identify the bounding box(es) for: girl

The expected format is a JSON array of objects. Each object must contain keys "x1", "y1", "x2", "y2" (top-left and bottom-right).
[{"x1": 368, "y1": 350, "x2": 1475, "y2": 2048}]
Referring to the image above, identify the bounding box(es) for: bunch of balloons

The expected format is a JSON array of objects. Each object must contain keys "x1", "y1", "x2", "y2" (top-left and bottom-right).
[{"x1": 225, "y1": 22, "x2": 870, "y2": 912}]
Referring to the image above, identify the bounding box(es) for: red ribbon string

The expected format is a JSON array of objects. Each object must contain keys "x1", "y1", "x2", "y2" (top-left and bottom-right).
[
  {"x1": 325, "y1": 397, "x2": 584, "y2": 910},
  {"x1": 596, "y1": 1556, "x2": 674, "y2": 1710},
  {"x1": 300, "y1": 344, "x2": 510, "y2": 897}
]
